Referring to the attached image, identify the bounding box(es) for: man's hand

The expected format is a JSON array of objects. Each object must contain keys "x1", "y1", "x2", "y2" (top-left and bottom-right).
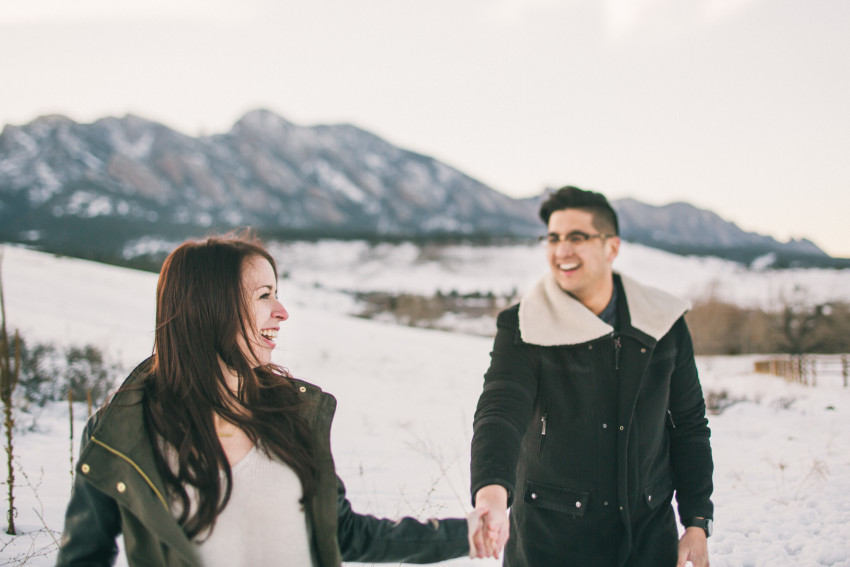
[
  {"x1": 470, "y1": 485, "x2": 510, "y2": 559},
  {"x1": 677, "y1": 526, "x2": 709, "y2": 567}
]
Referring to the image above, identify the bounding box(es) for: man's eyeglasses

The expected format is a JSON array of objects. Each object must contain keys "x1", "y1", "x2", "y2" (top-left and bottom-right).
[{"x1": 538, "y1": 231, "x2": 612, "y2": 246}]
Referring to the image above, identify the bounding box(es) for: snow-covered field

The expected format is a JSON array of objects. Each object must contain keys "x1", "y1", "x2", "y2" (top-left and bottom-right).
[
  {"x1": 264, "y1": 239, "x2": 850, "y2": 308},
  {"x1": 2, "y1": 243, "x2": 850, "y2": 566}
]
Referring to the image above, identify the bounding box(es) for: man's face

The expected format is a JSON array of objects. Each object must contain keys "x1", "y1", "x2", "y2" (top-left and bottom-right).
[{"x1": 545, "y1": 208, "x2": 620, "y2": 310}]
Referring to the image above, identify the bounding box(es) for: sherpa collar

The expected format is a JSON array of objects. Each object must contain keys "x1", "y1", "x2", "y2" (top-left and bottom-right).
[{"x1": 518, "y1": 272, "x2": 690, "y2": 347}]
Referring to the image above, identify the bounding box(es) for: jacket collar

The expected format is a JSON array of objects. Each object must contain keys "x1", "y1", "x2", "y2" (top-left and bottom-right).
[{"x1": 518, "y1": 272, "x2": 690, "y2": 347}]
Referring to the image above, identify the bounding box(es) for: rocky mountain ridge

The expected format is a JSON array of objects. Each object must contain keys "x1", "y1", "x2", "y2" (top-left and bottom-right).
[{"x1": 0, "y1": 110, "x2": 841, "y2": 268}]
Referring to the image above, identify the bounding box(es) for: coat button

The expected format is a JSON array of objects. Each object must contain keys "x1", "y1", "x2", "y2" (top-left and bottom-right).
[
  {"x1": 81, "y1": 464, "x2": 90, "y2": 474},
  {"x1": 116, "y1": 482, "x2": 127, "y2": 493},
  {"x1": 641, "y1": 348, "x2": 646, "y2": 353},
  {"x1": 531, "y1": 493, "x2": 538, "y2": 500},
  {"x1": 648, "y1": 495, "x2": 653, "y2": 502},
  {"x1": 575, "y1": 501, "x2": 582, "y2": 508},
  {"x1": 588, "y1": 345, "x2": 593, "y2": 350},
  {"x1": 299, "y1": 386, "x2": 307, "y2": 393},
  {"x1": 619, "y1": 426, "x2": 624, "y2": 431},
  {"x1": 602, "y1": 423, "x2": 608, "y2": 429}
]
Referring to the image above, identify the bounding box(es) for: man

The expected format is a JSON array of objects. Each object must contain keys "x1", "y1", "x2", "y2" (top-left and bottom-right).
[{"x1": 470, "y1": 186, "x2": 714, "y2": 566}]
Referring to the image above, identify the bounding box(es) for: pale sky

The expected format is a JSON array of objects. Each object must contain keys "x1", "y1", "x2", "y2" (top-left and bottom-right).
[{"x1": 2, "y1": 0, "x2": 849, "y2": 257}]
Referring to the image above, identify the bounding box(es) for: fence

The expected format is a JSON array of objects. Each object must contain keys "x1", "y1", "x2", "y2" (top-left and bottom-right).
[{"x1": 754, "y1": 354, "x2": 850, "y2": 387}]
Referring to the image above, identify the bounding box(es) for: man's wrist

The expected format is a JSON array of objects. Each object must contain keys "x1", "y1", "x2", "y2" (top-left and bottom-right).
[
  {"x1": 683, "y1": 517, "x2": 713, "y2": 538},
  {"x1": 475, "y1": 485, "x2": 508, "y2": 509}
]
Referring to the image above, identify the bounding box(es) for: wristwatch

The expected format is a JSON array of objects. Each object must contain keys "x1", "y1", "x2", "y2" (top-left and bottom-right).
[{"x1": 683, "y1": 517, "x2": 713, "y2": 538}]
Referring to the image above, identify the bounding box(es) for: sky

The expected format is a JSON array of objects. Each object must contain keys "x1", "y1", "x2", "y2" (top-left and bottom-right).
[{"x1": 1, "y1": 0, "x2": 849, "y2": 257}]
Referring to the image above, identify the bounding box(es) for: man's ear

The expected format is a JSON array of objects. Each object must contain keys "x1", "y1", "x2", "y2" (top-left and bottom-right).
[{"x1": 606, "y1": 236, "x2": 621, "y2": 263}]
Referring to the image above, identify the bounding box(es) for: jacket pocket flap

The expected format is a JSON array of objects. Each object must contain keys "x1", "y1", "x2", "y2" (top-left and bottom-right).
[
  {"x1": 523, "y1": 480, "x2": 589, "y2": 516},
  {"x1": 643, "y1": 475, "x2": 673, "y2": 510}
]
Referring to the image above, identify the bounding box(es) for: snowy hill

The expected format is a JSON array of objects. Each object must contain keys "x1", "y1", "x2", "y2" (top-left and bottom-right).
[
  {"x1": 262, "y1": 239, "x2": 850, "y2": 308},
  {"x1": 2, "y1": 246, "x2": 850, "y2": 566}
]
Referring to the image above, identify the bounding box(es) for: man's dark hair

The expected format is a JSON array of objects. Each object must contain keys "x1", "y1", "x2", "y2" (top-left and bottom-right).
[{"x1": 538, "y1": 186, "x2": 619, "y2": 236}]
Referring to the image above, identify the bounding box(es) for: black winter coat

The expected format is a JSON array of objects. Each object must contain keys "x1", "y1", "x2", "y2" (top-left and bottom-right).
[
  {"x1": 471, "y1": 274, "x2": 713, "y2": 566},
  {"x1": 56, "y1": 359, "x2": 469, "y2": 566}
]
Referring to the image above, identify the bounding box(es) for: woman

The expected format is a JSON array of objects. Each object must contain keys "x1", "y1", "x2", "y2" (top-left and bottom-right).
[{"x1": 56, "y1": 233, "x2": 489, "y2": 566}]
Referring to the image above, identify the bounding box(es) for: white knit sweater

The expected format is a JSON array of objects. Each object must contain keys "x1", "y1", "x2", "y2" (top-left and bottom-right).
[{"x1": 180, "y1": 446, "x2": 313, "y2": 567}]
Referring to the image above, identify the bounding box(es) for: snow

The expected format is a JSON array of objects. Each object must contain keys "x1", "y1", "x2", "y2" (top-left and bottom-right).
[
  {"x1": 66, "y1": 191, "x2": 114, "y2": 218},
  {"x1": 1, "y1": 244, "x2": 850, "y2": 566},
  {"x1": 32, "y1": 163, "x2": 62, "y2": 205},
  {"x1": 315, "y1": 159, "x2": 367, "y2": 203},
  {"x1": 264, "y1": 239, "x2": 850, "y2": 309},
  {"x1": 106, "y1": 125, "x2": 155, "y2": 161}
]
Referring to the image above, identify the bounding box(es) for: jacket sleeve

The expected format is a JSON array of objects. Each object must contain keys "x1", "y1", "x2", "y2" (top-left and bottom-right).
[
  {"x1": 470, "y1": 306, "x2": 539, "y2": 506},
  {"x1": 55, "y1": 416, "x2": 122, "y2": 567},
  {"x1": 667, "y1": 317, "x2": 715, "y2": 522},
  {"x1": 336, "y1": 476, "x2": 469, "y2": 564}
]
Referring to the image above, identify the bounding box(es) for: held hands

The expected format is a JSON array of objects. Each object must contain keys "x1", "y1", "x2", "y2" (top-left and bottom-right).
[
  {"x1": 467, "y1": 485, "x2": 510, "y2": 559},
  {"x1": 677, "y1": 527, "x2": 709, "y2": 567}
]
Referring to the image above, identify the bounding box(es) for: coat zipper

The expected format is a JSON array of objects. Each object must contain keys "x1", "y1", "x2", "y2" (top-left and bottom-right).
[
  {"x1": 613, "y1": 334, "x2": 622, "y2": 371},
  {"x1": 667, "y1": 409, "x2": 677, "y2": 430},
  {"x1": 90, "y1": 436, "x2": 170, "y2": 511},
  {"x1": 539, "y1": 412, "x2": 548, "y2": 455}
]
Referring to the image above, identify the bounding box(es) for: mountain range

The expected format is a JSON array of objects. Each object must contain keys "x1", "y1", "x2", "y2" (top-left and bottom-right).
[{"x1": 0, "y1": 110, "x2": 843, "y2": 268}]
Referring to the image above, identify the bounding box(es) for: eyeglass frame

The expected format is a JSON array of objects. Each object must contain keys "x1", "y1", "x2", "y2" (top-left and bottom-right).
[{"x1": 538, "y1": 231, "x2": 614, "y2": 246}]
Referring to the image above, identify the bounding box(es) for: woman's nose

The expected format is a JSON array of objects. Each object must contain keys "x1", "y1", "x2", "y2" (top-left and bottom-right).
[{"x1": 273, "y1": 301, "x2": 289, "y2": 321}]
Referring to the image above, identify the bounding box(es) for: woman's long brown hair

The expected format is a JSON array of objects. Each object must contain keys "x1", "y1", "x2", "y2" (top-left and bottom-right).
[{"x1": 142, "y1": 233, "x2": 317, "y2": 539}]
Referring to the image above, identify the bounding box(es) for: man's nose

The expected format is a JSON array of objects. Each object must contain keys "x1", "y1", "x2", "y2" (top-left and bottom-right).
[{"x1": 553, "y1": 239, "x2": 576, "y2": 255}]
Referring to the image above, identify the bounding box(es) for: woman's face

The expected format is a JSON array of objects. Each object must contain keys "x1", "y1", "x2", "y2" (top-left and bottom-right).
[{"x1": 238, "y1": 255, "x2": 288, "y2": 366}]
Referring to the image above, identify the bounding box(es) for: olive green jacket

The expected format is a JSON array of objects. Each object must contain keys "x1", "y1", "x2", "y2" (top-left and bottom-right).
[{"x1": 56, "y1": 359, "x2": 469, "y2": 566}]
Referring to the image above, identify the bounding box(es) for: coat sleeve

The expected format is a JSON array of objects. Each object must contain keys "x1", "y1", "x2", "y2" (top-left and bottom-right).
[
  {"x1": 55, "y1": 416, "x2": 122, "y2": 567},
  {"x1": 667, "y1": 317, "x2": 715, "y2": 522},
  {"x1": 336, "y1": 476, "x2": 469, "y2": 564},
  {"x1": 470, "y1": 306, "x2": 539, "y2": 506}
]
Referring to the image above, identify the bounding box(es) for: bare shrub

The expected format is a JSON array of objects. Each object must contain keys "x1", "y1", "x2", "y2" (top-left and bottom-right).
[
  {"x1": 704, "y1": 389, "x2": 746, "y2": 415},
  {"x1": 16, "y1": 336, "x2": 121, "y2": 409},
  {"x1": 772, "y1": 296, "x2": 850, "y2": 355},
  {"x1": 1, "y1": 250, "x2": 21, "y2": 535},
  {"x1": 686, "y1": 292, "x2": 850, "y2": 356},
  {"x1": 356, "y1": 290, "x2": 515, "y2": 333}
]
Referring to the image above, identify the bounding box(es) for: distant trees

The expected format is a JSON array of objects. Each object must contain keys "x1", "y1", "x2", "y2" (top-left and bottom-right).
[
  {"x1": 773, "y1": 287, "x2": 850, "y2": 354},
  {"x1": 686, "y1": 286, "x2": 850, "y2": 356},
  {"x1": 355, "y1": 289, "x2": 516, "y2": 333},
  {"x1": 354, "y1": 284, "x2": 849, "y2": 355}
]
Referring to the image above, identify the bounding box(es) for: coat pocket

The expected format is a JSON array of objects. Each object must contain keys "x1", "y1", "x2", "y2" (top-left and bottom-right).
[
  {"x1": 523, "y1": 480, "x2": 590, "y2": 517},
  {"x1": 643, "y1": 475, "x2": 673, "y2": 511}
]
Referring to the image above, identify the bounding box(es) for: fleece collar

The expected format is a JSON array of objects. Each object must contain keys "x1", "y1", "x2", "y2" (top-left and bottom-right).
[{"x1": 518, "y1": 272, "x2": 690, "y2": 347}]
